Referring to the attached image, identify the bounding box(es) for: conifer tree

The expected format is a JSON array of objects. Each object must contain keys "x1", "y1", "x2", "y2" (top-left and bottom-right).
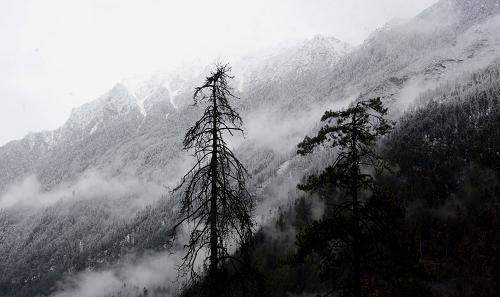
[
  {"x1": 173, "y1": 64, "x2": 254, "y2": 297},
  {"x1": 295, "y1": 97, "x2": 393, "y2": 297}
]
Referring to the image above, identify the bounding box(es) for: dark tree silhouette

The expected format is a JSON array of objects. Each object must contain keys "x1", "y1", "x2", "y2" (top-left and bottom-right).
[
  {"x1": 295, "y1": 98, "x2": 393, "y2": 297},
  {"x1": 173, "y1": 64, "x2": 254, "y2": 297}
]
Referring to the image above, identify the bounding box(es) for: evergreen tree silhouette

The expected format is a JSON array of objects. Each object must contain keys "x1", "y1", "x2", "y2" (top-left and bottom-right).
[{"x1": 295, "y1": 98, "x2": 393, "y2": 297}]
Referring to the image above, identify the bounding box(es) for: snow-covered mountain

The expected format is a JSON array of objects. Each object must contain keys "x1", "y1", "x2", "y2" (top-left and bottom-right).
[
  {"x1": 0, "y1": 0, "x2": 499, "y2": 296},
  {"x1": 313, "y1": 0, "x2": 500, "y2": 113},
  {"x1": 236, "y1": 35, "x2": 352, "y2": 90}
]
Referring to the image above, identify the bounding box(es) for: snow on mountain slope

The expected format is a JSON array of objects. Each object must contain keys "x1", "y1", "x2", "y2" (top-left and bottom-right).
[
  {"x1": 2, "y1": 0, "x2": 497, "y2": 204},
  {"x1": 309, "y1": 0, "x2": 500, "y2": 116},
  {"x1": 249, "y1": 35, "x2": 351, "y2": 83},
  {"x1": 0, "y1": 34, "x2": 352, "y2": 197},
  {"x1": 66, "y1": 84, "x2": 139, "y2": 134},
  {"x1": 235, "y1": 35, "x2": 352, "y2": 93},
  {"x1": 0, "y1": 0, "x2": 499, "y2": 295},
  {"x1": 0, "y1": 35, "x2": 353, "y2": 296}
]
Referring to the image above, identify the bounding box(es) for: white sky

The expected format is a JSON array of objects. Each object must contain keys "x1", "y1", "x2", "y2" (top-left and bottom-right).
[{"x1": 0, "y1": 0, "x2": 437, "y2": 145}]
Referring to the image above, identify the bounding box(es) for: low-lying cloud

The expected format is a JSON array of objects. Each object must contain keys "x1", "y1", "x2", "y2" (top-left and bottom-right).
[
  {"x1": 51, "y1": 251, "x2": 182, "y2": 297},
  {"x1": 0, "y1": 170, "x2": 166, "y2": 209},
  {"x1": 241, "y1": 97, "x2": 354, "y2": 153}
]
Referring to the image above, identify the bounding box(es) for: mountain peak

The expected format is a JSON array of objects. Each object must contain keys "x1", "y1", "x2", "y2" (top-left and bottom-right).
[
  {"x1": 108, "y1": 83, "x2": 130, "y2": 97},
  {"x1": 66, "y1": 83, "x2": 138, "y2": 130},
  {"x1": 289, "y1": 35, "x2": 352, "y2": 71},
  {"x1": 417, "y1": 0, "x2": 500, "y2": 26},
  {"x1": 235, "y1": 35, "x2": 352, "y2": 90},
  {"x1": 302, "y1": 34, "x2": 352, "y2": 53}
]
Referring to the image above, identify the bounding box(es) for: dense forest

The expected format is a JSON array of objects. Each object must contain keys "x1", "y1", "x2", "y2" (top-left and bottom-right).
[{"x1": 175, "y1": 62, "x2": 500, "y2": 297}]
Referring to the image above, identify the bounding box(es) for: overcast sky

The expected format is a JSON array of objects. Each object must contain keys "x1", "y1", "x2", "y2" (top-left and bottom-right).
[{"x1": 0, "y1": 0, "x2": 437, "y2": 145}]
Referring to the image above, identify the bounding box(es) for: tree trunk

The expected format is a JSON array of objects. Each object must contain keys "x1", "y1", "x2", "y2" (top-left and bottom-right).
[
  {"x1": 209, "y1": 81, "x2": 219, "y2": 297},
  {"x1": 352, "y1": 113, "x2": 361, "y2": 297}
]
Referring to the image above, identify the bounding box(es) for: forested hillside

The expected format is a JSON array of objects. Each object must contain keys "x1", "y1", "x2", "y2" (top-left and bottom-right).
[
  {"x1": 385, "y1": 62, "x2": 500, "y2": 296},
  {"x1": 0, "y1": 0, "x2": 499, "y2": 296},
  {"x1": 230, "y1": 60, "x2": 500, "y2": 297}
]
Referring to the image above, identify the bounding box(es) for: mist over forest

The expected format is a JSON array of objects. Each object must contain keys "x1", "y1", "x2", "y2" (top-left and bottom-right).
[{"x1": 0, "y1": 0, "x2": 499, "y2": 296}]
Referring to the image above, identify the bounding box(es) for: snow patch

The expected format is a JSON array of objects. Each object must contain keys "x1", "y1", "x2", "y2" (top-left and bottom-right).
[
  {"x1": 89, "y1": 124, "x2": 98, "y2": 135},
  {"x1": 165, "y1": 82, "x2": 179, "y2": 110}
]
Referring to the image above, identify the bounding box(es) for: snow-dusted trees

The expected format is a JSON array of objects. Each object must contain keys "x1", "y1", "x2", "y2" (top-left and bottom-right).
[{"x1": 173, "y1": 64, "x2": 255, "y2": 297}]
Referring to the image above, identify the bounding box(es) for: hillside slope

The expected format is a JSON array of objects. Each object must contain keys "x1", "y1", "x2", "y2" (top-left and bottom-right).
[{"x1": 0, "y1": 0, "x2": 499, "y2": 296}]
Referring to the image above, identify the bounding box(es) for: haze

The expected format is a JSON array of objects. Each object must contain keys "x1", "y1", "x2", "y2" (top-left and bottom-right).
[{"x1": 0, "y1": 0, "x2": 437, "y2": 145}]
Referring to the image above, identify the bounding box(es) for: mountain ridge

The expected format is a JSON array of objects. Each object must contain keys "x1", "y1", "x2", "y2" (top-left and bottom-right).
[{"x1": 0, "y1": 0, "x2": 499, "y2": 295}]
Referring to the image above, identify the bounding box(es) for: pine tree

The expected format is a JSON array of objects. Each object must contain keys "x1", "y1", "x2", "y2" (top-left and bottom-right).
[
  {"x1": 295, "y1": 97, "x2": 393, "y2": 297},
  {"x1": 173, "y1": 64, "x2": 254, "y2": 297}
]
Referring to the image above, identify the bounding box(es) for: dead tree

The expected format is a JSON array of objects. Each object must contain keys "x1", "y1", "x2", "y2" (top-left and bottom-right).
[{"x1": 173, "y1": 64, "x2": 254, "y2": 297}]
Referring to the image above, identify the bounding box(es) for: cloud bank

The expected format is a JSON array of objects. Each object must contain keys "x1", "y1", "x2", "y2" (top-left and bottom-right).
[{"x1": 0, "y1": 170, "x2": 166, "y2": 209}]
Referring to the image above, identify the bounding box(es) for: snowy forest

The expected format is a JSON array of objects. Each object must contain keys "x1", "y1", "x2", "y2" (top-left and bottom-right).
[{"x1": 0, "y1": 0, "x2": 500, "y2": 296}]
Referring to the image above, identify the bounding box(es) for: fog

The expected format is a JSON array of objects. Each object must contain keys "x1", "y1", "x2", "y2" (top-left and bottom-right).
[
  {"x1": 0, "y1": 170, "x2": 165, "y2": 210},
  {"x1": 0, "y1": 0, "x2": 438, "y2": 146},
  {"x1": 51, "y1": 251, "x2": 182, "y2": 297},
  {"x1": 243, "y1": 96, "x2": 353, "y2": 153},
  {"x1": 5, "y1": 0, "x2": 498, "y2": 296}
]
